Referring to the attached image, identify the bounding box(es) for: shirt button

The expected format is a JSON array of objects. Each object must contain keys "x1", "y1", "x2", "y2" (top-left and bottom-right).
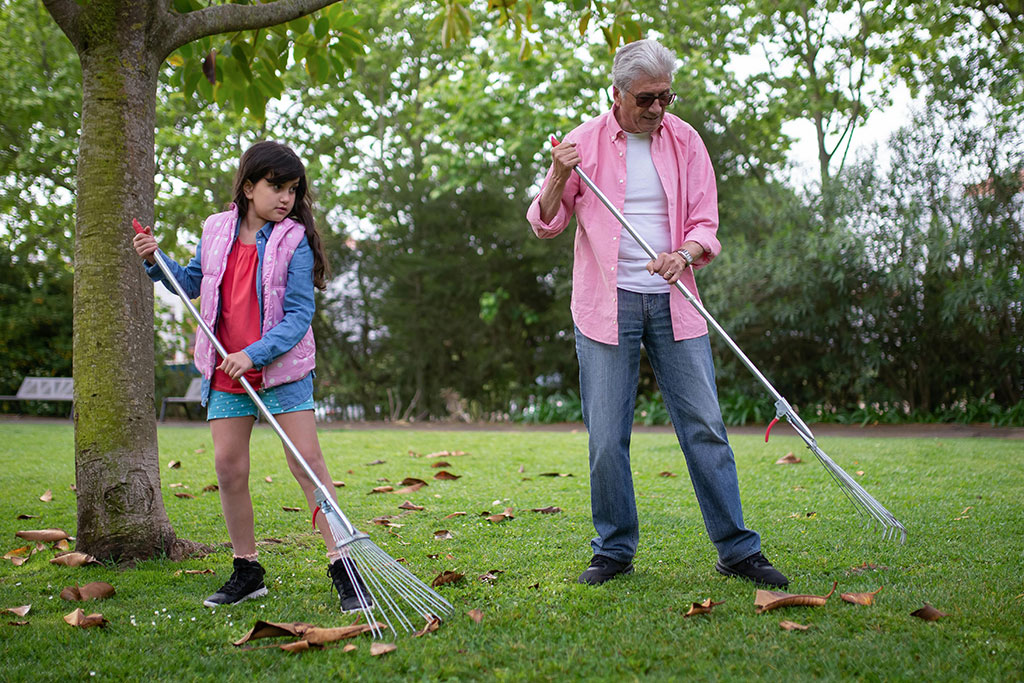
[
  {"x1": 619, "y1": 179, "x2": 624, "y2": 183},
  {"x1": 611, "y1": 266, "x2": 615, "y2": 271}
]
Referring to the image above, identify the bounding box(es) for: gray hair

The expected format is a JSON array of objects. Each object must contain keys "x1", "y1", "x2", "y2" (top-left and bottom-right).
[{"x1": 612, "y1": 39, "x2": 678, "y2": 93}]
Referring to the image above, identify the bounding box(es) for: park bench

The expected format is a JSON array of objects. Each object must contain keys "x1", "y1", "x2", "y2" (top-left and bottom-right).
[
  {"x1": 160, "y1": 377, "x2": 204, "y2": 421},
  {"x1": 0, "y1": 377, "x2": 75, "y2": 417}
]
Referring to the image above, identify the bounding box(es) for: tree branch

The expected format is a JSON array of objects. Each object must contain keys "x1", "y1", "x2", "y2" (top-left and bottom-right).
[
  {"x1": 158, "y1": 0, "x2": 340, "y2": 58},
  {"x1": 41, "y1": 0, "x2": 83, "y2": 52}
]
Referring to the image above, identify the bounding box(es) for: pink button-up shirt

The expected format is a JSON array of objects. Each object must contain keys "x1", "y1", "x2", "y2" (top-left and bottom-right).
[{"x1": 527, "y1": 109, "x2": 721, "y2": 345}]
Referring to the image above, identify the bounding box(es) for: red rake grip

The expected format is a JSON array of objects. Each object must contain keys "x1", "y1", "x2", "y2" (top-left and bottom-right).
[
  {"x1": 132, "y1": 218, "x2": 147, "y2": 235},
  {"x1": 312, "y1": 505, "x2": 320, "y2": 529},
  {"x1": 765, "y1": 417, "x2": 779, "y2": 443},
  {"x1": 550, "y1": 134, "x2": 560, "y2": 147}
]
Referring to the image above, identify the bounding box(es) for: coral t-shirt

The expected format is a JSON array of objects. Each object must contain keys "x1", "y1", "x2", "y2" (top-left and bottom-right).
[{"x1": 211, "y1": 239, "x2": 263, "y2": 393}]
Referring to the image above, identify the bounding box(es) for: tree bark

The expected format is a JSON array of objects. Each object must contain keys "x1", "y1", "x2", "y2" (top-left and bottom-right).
[{"x1": 42, "y1": 0, "x2": 339, "y2": 562}]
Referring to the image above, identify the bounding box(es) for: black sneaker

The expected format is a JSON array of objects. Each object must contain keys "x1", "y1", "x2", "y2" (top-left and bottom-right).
[
  {"x1": 202, "y1": 557, "x2": 268, "y2": 607},
  {"x1": 577, "y1": 554, "x2": 634, "y2": 585},
  {"x1": 328, "y1": 559, "x2": 374, "y2": 612},
  {"x1": 715, "y1": 551, "x2": 789, "y2": 588}
]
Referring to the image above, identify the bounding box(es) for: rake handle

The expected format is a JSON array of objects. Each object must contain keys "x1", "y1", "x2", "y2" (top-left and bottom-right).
[{"x1": 132, "y1": 219, "x2": 356, "y2": 537}]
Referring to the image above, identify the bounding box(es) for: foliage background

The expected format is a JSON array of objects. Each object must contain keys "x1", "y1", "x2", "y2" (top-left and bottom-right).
[{"x1": 0, "y1": 0, "x2": 1021, "y2": 424}]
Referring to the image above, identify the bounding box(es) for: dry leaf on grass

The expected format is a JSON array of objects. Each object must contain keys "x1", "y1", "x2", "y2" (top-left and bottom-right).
[
  {"x1": 780, "y1": 620, "x2": 810, "y2": 631},
  {"x1": 531, "y1": 506, "x2": 562, "y2": 514},
  {"x1": 4, "y1": 545, "x2": 32, "y2": 566},
  {"x1": 194, "y1": 447, "x2": 205, "y2": 454},
  {"x1": 5, "y1": 605, "x2": 30, "y2": 617},
  {"x1": 684, "y1": 598, "x2": 725, "y2": 617},
  {"x1": 467, "y1": 608, "x2": 484, "y2": 623},
  {"x1": 478, "y1": 570, "x2": 504, "y2": 583},
  {"x1": 303, "y1": 623, "x2": 383, "y2": 644},
  {"x1": 234, "y1": 620, "x2": 315, "y2": 645},
  {"x1": 443, "y1": 512, "x2": 466, "y2": 519},
  {"x1": 343, "y1": 644, "x2": 357, "y2": 652},
  {"x1": 8, "y1": 620, "x2": 29, "y2": 626},
  {"x1": 280, "y1": 640, "x2": 310, "y2": 653},
  {"x1": 430, "y1": 461, "x2": 451, "y2": 468},
  {"x1": 370, "y1": 642, "x2": 397, "y2": 656},
  {"x1": 168, "y1": 461, "x2": 181, "y2": 469},
  {"x1": 431, "y1": 570, "x2": 464, "y2": 587},
  {"x1": 539, "y1": 472, "x2": 573, "y2": 477},
  {"x1": 841, "y1": 586, "x2": 883, "y2": 605},
  {"x1": 281, "y1": 506, "x2": 302, "y2": 512},
  {"x1": 400, "y1": 477, "x2": 427, "y2": 487},
  {"x1": 264, "y1": 476, "x2": 273, "y2": 483},
  {"x1": 370, "y1": 486, "x2": 394, "y2": 494},
  {"x1": 60, "y1": 582, "x2": 115, "y2": 601},
  {"x1": 15, "y1": 529, "x2": 69, "y2": 542},
  {"x1": 775, "y1": 453, "x2": 802, "y2": 465},
  {"x1": 371, "y1": 517, "x2": 403, "y2": 528},
  {"x1": 433, "y1": 529, "x2": 453, "y2": 540},
  {"x1": 39, "y1": 490, "x2": 53, "y2": 502},
  {"x1": 910, "y1": 603, "x2": 948, "y2": 621},
  {"x1": 174, "y1": 492, "x2": 195, "y2": 499},
  {"x1": 63, "y1": 608, "x2": 107, "y2": 628},
  {"x1": 203, "y1": 484, "x2": 219, "y2": 492},
  {"x1": 51, "y1": 551, "x2": 101, "y2": 567},
  {"x1": 398, "y1": 501, "x2": 424, "y2": 511},
  {"x1": 433, "y1": 471, "x2": 460, "y2": 481},
  {"x1": 365, "y1": 459, "x2": 386, "y2": 466},
  {"x1": 16, "y1": 514, "x2": 39, "y2": 520},
  {"x1": 486, "y1": 514, "x2": 510, "y2": 523},
  {"x1": 755, "y1": 581, "x2": 837, "y2": 614},
  {"x1": 393, "y1": 484, "x2": 425, "y2": 495},
  {"x1": 658, "y1": 471, "x2": 677, "y2": 478},
  {"x1": 855, "y1": 470, "x2": 865, "y2": 476},
  {"x1": 425, "y1": 450, "x2": 468, "y2": 458},
  {"x1": 412, "y1": 615, "x2": 441, "y2": 637},
  {"x1": 332, "y1": 480, "x2": 345, "y2": 488}
]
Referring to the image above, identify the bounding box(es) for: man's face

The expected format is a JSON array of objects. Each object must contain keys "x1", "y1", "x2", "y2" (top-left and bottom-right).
[{"x1": 613, "y1": 74, "x2": 673, "y2": 134}]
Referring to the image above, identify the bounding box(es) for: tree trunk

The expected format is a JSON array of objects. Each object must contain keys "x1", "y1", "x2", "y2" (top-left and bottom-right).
[{"x1": 70, "y1": 6, "x2": 176, "y2": 561}]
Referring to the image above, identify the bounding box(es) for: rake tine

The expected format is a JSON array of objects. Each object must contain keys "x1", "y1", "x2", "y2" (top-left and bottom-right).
[{"x1": 546, "y1": 139, "x2": 906, "y2": 542}]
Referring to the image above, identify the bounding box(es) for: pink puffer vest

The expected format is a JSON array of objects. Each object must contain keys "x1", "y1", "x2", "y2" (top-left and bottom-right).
[{"x1": 193, "y1": 205, "x2": 316, "y2": 389}]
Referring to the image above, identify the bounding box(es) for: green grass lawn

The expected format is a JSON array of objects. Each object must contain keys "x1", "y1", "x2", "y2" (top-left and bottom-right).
[{"x1": 1, "y1": 422, "x2": 1022, "y2": 681}]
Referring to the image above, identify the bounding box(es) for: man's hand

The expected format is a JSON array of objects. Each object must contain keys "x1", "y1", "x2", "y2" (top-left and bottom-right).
[
  {"x1": 550, "y1": 141, "x2": 581, "y2": 181},
  {"x1": 218, "y1": 351, "x2": 254, "y2": 381},
  {"x1": 132, "y1": 223, "x2": 159, "y2": 265},
  {"x1": 646, "y1": 242, "x2": 705, "y2": 284}
]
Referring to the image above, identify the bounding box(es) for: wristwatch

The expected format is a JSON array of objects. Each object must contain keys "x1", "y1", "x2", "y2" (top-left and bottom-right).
[{"x1": 676, "y1": 247, "x2": 694, "y2": 267}]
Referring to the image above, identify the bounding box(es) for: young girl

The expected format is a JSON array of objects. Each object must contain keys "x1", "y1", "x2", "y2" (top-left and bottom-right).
[{"x1": 134, "y1": 141, "x2": 368, "y2": 611}]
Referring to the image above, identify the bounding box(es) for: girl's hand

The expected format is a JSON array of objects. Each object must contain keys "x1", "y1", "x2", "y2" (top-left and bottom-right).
[
  {"x1": 218, "y1": 351, "x2": 254, "y2": 381},
  {"x1": 132, "y1": 222, "x2": 159, "y2": 265}
]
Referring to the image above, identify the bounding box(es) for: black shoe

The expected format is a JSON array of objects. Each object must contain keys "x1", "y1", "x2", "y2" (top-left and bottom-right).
[
  {"x1": 577, "y1": 554, "x2": 634, "y2": 585},
  {"x1": 715, "y1": 551, "x2": 789, "y2": 588},
  {"x1": 202, "y1": 557, "x2": 268, "y2": 607},
  {"x1": 328, "y1": 559, "x2": 374, "y2": 612}
]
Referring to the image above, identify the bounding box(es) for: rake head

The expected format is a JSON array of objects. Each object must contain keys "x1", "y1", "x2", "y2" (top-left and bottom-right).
[{"x1": 315, "y1": 490, "x2": 453, "y2": 638}]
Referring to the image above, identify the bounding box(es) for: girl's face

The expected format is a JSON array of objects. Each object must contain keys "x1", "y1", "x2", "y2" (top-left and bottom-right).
[{"x1": 243, "y1": 175, "x2": 300, "y2": 225}]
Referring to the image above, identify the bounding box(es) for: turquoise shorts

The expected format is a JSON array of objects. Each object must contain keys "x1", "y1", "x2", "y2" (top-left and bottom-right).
[{"x1": 207, "y1": 387, "x2": 315, "y2": 421}]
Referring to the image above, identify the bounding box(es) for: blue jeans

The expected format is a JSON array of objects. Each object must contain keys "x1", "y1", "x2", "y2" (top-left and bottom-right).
[{"x1": 575, "y1": 289, "x2": 760, "y2": 566}]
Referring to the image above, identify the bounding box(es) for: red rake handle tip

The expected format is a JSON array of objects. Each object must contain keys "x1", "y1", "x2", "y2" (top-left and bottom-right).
[
  {"x1": 549, "y1": 134, "x2": 560, "y2": 147},
  {"x1": 765, "y1": 417, "x2": 779, "y2": 443},
  {"x1": 132, "y1": 218, "x2": 147, "y2": 235}
]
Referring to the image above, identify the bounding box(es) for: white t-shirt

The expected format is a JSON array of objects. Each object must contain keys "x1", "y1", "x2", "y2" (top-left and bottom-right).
[{"x1": 617, "y1": 132, "x2": 671, "y2": 293}]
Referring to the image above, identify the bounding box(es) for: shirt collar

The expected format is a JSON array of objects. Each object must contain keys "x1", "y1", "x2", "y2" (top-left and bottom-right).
[{"x1": 608, "y1": 105, "x2": 665, "y2": 140}]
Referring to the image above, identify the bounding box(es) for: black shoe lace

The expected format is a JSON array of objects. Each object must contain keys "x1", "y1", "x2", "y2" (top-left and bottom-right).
[
  {"x1": 328, "y1": 563, "x2": 362, "y2": 599},
  {"x1": 221, "y1": 567, "x2": 258, "y2": 595}
]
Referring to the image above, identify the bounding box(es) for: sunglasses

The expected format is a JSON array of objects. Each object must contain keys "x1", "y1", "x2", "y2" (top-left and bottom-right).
[{"x1": 627, "y1": 90, "x2": 677, "y2": 108}]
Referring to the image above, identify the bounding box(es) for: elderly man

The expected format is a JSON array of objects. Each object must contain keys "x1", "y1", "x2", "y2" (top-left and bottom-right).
[{"x1": 527, "y1": 39, "x2": 788, "y2": 588}]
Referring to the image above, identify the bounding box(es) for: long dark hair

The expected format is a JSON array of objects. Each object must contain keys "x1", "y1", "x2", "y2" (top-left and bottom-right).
[{"x1": 231, "y1": 141, "x2": 329, "y2": 290}]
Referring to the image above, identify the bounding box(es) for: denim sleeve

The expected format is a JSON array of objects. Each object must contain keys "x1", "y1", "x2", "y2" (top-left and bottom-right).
[
  {"x1": 144, "y1": 240, "x2": 203, "y2": 300},
  {"x1": 243, "y1": 237, "x2": 315, "y2": 368}
]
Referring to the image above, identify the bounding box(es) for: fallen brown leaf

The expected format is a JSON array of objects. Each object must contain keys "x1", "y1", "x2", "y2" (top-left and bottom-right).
[
  {"x1": 370, "y1": 486, "x2": 394, "y2": 494},
  {"x1": 486, "y1": 514, "x2": 509, "y2": 523},
  {"x1": 16, "y1": 514, "x2": 39, "y2": 520},
  {"x1": 910, "y1": 603, "x2": 947, "y2": 621},
  {"x1": 779, "y1": 620, "x2": 810, "y2": 631},
  {"x1": 5, "y1": 605, "x2": 30, "y2": 617},
  {"x1": 63, "y1": 608, "x2": 107, "y2": 628},
  {"x1": 393, "y1": 484, "x2": 425, "y2": 495},
  {"x1": 443, "y1": 512, "x2": 466, "y2": 519},
  {"x1": 281, "y1": 506, "x2": 302, "y2": 512},
  {"x1": 371, "y1": 517, "x2": 403, "y2": 528},
  {"x1": 398, "y1": 501, "x2": 425, "y2": 511},
  {"x1": 430, "y1": 461, "x2": 451, "y2": 468},
  {"x1": 343, "y1": 644, "x2": 357, "y2": 652},
  {"x1": 755, "y1": 582, "x2": 837, "y2": 614},
  {"x1": 60, "y1": 582, "x2": 115, "y2": 601},
  {"x1": 431, "y1": 570, "x2": 464, "y2": 587},
  {"x1": 370, "y1": 642, "x2": 397, "y2": 656},
  {"x1": 169, "y1": 482, "x2": 185, "y2": 488},
  {"x1": 531, "y1": 506, "x2": 562, "y2": 514},
  {"x1": 264, "y1": 476, "x2": 273, "y2": 483},
  {"x1": 841, "y1": 586, "x2": 883, "y2": 606},
  {"x1": 400, "y1": 477, "x2": 427, "y2": 487},
  {"x1": 538, "y1": 472, "x2": 573, "y2": 477},
  {"x1": 412, "y1": 614, "x2": 441, "y2": 637},
  {"x1": 234, "y1": 621, "x2": 315, "y2": 645},
  {"x1": 168, "y1": 461, "x2": 181, "y2": 469},
  {"x1": 332, "y1": 480, "x2": 345, "y2": 488},
  {"x1": 433, "y1": 471, "x2": 460, "y2": 480},
  {"x1": 39, "y1": 490, "x2": 53, "y2": 502},
  {"x1": 478, "y1": 570, "x2": 504, "y2": 582},
  {"x1": 8, "y1": 620, "x2": 29, "y2": 626},
  {"x1": 855, "y1": 470, "x2": 865, "y2": 476},
  {"x1": 467, "y1": 608, "x2": 484, "y2": 623},
  {"x1": 203, "y1": 484, "x2": 219, "y2": 492},
  {"x1": 426, "y1": 450, "x2": 468, "y2": 458},
  {"x1": 50, "y1": 551, "x2": 100, "y2": 567},
  {"x1": 365, "y1": 459, "x2": 386, "y2": 466},
  {"x1": 184, "y1": 569, "x2": 215, "y2": 575},
  {"x1": 433, "y1": 530, "x2": 453, "y2": 540},
  {"x1": 174, "y1": 492, "x2": 196, "y2": 499},
  {"x1": 15, "y1": 529, "x2": 68, "y2": 542},
  {"x1": 775, "y1": 453, "x2": 802, "y2": 465},
  {"x1": 55, "y1": 539, "x2": 71, "y2": 551},
  {"x1": 658, "y1": 471, "x2": 677, "y2": 478},
  {"x1": 280, "y1": 640, "x2": 310, "y2": 653},
  {"x1": 684, "y1": 598, "x2": 725, "y2": 617},
  {"x1": 302, "y1": 622, "x2": 382, "y2": 644}
]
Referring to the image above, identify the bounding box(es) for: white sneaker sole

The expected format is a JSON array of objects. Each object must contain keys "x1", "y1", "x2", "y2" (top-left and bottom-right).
[{"x1": 202, "y1": 585, "x2": 268, "y2": 608}]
